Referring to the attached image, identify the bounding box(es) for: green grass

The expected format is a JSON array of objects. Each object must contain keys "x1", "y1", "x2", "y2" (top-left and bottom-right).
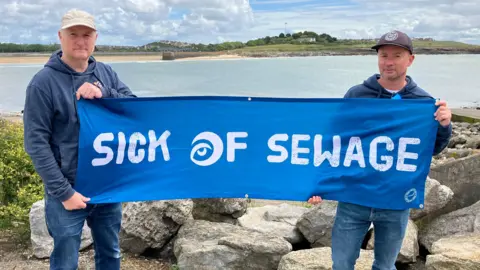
[
  {"x1": 412, "y1": 40, "x2": 477, "y2": 48},
  {"x1": 232, "y1": 40, "x2": 480, "y2": 53},
  {"x1": 233, "y1": 43, "x2": 372, "y2": 52}
]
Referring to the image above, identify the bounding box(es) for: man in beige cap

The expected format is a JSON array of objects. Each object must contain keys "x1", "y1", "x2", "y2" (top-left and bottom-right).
[{"x1": 23, "y1": 8, "x2": 136, "y2": 270}]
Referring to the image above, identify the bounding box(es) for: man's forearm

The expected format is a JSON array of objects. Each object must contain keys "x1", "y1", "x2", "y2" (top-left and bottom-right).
[
  {"x1": 433, "y1": 123, "x2": 452, "y2": 155},
  {"x1": 26, "y1": 146, "x2": 75, "y2": 201}
]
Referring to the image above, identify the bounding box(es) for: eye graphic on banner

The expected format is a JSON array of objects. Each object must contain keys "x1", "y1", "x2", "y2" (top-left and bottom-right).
[
  {"x1": 190, "y1": 131, "x2": 224, "y2": 166},
  {"x1": 74, "y1": 96, "x2": 438, "y2": 210}
]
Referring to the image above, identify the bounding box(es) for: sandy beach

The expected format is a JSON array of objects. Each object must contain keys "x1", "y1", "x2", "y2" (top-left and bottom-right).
[{"x1": 0, "y1": 53, "x2": 245, "y2": 64}]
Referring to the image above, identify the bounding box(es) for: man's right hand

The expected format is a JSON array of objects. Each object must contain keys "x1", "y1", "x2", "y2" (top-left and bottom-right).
[
  {"x1": 62, "y1": 191, "x2": 90, "y2": 210},
  {"x1": 308, "y1": 196, "x2": 323, "y2": 205}
]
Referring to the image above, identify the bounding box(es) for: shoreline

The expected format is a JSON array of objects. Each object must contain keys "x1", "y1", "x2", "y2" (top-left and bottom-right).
[
  {"x1": 2, "y1": 46, "x2": 480, "y2": 64},
  {"x1": 2, "y1": 107, "x2": 479, "y2": 124},
  {"x1": 0, "y1": 54, "x2": 247, "y2": 64}
]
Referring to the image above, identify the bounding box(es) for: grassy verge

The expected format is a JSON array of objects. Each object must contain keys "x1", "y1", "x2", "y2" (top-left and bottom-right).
[{"x1": 232, "y1": 41, "x2": 480, "y2": 54}]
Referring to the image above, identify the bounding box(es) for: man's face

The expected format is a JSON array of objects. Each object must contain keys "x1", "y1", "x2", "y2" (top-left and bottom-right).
[
  {"x1": 58, "y1": 25, "x2": 97, "y2": 61},
  {"x1": 378, "y1": 45, "x2": 414, "y2": 81}
]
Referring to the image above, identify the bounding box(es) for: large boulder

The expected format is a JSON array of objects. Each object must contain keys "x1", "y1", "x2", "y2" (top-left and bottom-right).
[
  {"x1": 174, "y1": 219, "x2": 292, "y2": 270},
  {"x1": 237, "y1": 203, "x2": 309, "y2": 245},
  {"x1": 29, "y1": 200, "x2": 93, "y2": 259},
  {"x1": 277, "y1": 247, "x2": 374, "y2": 270},
  {"x1": 295, "y1": 200, "x2": 337, "y2": 247},
  {"x1": 425, "y1": 233, "x2": 480, "y2": 270},
  {"x1": 410, "y1": 177, "x2": 454, "y2": 221},
  {"x1": 419, "y1": 200, "x2": 480, "y2": 252},
  {"x1": 192, "y1": 198, "x2": 247, "y2": 225},
  {"x1": 428, "y1": 153, "x2": 480, "y2": 216},
  {"x1": 119, "y1": 200, "x2": 193, "y2": 255}
]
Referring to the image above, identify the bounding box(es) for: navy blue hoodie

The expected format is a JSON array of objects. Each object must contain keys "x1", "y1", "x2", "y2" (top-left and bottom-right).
[
  {"x1": 23, "y1": 50, "x2": 136, "y2": 202},
  {"x1": 344, "y1": 74, "x2": 452, "y2": 155}
]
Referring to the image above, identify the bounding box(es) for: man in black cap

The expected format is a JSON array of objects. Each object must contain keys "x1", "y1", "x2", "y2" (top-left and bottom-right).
[{"x1": 308, "y1": 30, "x2": 452, "y2": 269}]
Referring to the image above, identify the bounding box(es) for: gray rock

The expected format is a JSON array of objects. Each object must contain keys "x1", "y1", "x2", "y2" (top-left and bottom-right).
[
  {"x1": 446, "y1": 148, "x2": 473, "y2": 159},
  {"x1": 277, "y1": 247, "x2": 374, "y2": 270},
  {"x1": 192, "y1": 198, "x2": 247, "y2": 224},
  {"x1": 119, "y1": 200, "x2": 193, "y2": 254},
  {"x1": 465, "y1": 135, "x2": 480, "y2": 149},
  {"x1": 425, "y1": 233, "x2": 480, "y2": 270},
  {"x1": 174, "y1": 219, "x2": 292, "y2": 270},
  {"x1": 448, "y1": 134, "x2": 467, "y2": 148},
  {"x1": 237, "y1": 203, "x2": 308, "y2": 244},
  {"x1": 410, "y1": 177, "x2": 454, "y2": 221},
  {"x1": 429, "y1": 153, "x2": 480, "y2": 216},
  {"x1": 29, "y1": 200, "x2": 93, "y2": 259},
  {"x1": 419, "y1": 200, "x2": 480, "y2": 252},
  {"x1": 296, "y1": 200, "x2": 337, "y2": 247}
]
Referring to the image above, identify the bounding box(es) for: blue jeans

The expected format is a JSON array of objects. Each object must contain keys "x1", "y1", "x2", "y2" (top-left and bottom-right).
[
  {"x1": 44, "y1": 193, "x2": 122, "y2": 270},
  {"x1": 331, "y1": 202, "x2": 410, "y2": 270}
]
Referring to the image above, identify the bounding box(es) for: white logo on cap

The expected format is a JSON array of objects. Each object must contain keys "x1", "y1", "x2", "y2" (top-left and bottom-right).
[{"x1": 385, "y1": 31, "x2": 398, "y2": 41}]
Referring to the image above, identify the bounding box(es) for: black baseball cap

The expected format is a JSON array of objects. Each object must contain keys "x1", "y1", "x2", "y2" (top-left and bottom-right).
[{"x1": 372, "y1": 30, "x2": 413, "y2": 54}]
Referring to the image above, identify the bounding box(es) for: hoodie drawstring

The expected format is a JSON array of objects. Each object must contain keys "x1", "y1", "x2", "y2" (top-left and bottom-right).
[{"x1": 70, "y1": 72, "x2": 80, "y2": 123}]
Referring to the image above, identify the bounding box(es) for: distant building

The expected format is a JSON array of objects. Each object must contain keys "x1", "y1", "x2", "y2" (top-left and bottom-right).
[
  {"x1": 297, "y1": 37, "x2": 316, "y2": 43},
  {"x1": 412, "y1": 37, "x2": 434, "y2": 41}
]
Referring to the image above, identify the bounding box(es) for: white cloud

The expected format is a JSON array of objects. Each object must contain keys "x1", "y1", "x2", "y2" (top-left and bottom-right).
[
  {"x1": 247, "y1": 0, "x2": 480, "y2": 44},
  {"x1": 0, "y1": 0, "x2": 254, "y2": 45},
  {"x1": 0, "y1": 0, "x2": 478, "y2": 45}
]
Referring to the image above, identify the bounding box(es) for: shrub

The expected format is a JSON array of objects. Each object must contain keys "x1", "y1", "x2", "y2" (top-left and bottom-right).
[{"x1": 0, "y1": 118, "x2": 43, "y2": 238}]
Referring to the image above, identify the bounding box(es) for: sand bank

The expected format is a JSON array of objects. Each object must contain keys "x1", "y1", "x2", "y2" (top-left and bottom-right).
[
  {"x1": 0, "y1": 53, "x2": 245, "y2": 64},
  {"x1": 0, "y1": 113, "x2": 22, "y2": 123}
]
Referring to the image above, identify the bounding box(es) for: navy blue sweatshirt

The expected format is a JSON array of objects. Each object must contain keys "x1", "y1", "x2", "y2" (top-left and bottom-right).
[
  {"x1": 344, "y1": 74, "x2": 452, "y2": 156},
  {"x1": 23, "y1": 50, "x2": 136, "y2": 201}
]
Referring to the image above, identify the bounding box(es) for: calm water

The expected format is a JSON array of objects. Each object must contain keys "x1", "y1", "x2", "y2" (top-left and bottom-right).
[{"x1": 0, "y1": 55, "x2": 478, "y2": 113}]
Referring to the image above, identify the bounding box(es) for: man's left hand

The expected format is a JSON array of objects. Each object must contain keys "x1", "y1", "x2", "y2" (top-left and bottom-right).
[
  {"x1": 76, "y1": 82, "x2": 102, "y2": 100},
  {"x1": 434, "y1": 100, "x2": 452, "y2": 127}
]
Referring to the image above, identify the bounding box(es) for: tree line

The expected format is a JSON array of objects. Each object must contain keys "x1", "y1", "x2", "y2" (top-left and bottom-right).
[
  {"x1": 190, "y1": 31, "x2": 338, "y2": 51},
  {"x1": 0, "y1": 43, "x2": 61, "y2": 53},
  {"x1": 0, "y1": 31, "x2": 339, "y2": 53}
]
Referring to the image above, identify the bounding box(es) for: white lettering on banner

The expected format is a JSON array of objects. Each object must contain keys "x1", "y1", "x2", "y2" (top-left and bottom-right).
[
  {"x1": 92, "y1": 130, "x2": 171, "y2": 166},
  {"x1": 314, "y1": 135, "x2": 341, "y2": 167},
  {"x1": 370, "y1": 136, "x2": 395, "y2": 171},
  {"x1": 267, "y1": 134, "x2": 421, "y2": 172},
  {"x1": 397, "y1": 138, "x2": 420, "y2": 171},
  {"x1": 268, "y1": 134, "x2": 342, "y2": 167},
  {"x1": 344, "y1": 137, "x2": 366, "y2": 168},
  {"x1": 90, "y1": 130, "x2": 421, "y2": 172},
  {"x1": 92, "y1": 133, "x2": 114, "y2": 166},
  {"x1": 292, "y1": 134, "x2": 310, "y2": 165},
  {"x1": 227, "y1": 132, "x2": 248, "y2": 162},
  {"x1": 267, "y1": 134, "x2": 288, "y2": 163},
  {"x1": 128, "y1": 132, "x2": 146, "y2": 163}
]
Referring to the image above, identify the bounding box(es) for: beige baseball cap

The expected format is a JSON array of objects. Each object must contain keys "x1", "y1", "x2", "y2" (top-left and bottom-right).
[{"x1": 60, "y1": 9, "x2": 96, "y2": 30}]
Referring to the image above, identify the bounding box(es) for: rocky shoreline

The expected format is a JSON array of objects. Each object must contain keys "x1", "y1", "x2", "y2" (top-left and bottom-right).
[
  {"x1": 10, "y1": 121, "x2": 477, "y2": 269},
  {"x1": 431, "y1": 121, "x2": 480, "y2": 166}
]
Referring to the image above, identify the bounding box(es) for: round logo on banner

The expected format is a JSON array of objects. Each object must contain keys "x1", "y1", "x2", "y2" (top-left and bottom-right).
[
  {"x1": 385, "y1": 31, "x2": 398, "y2": 41},
  {"x1": 404, "y1": 188, "x2": 417, "y2": 203},
  {"x1": 190, "y1": 132, "x2": 224, "y2": 166}
]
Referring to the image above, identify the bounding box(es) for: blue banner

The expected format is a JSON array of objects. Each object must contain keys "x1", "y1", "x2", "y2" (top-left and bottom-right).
[{"x1": 75, "y1": 96, "x2": 438, "y2": 210}]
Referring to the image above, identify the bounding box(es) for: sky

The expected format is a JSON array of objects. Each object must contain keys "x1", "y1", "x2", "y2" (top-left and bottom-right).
[{"x1": 1, "y1": 0, "x2": 479, "y2": 46}]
